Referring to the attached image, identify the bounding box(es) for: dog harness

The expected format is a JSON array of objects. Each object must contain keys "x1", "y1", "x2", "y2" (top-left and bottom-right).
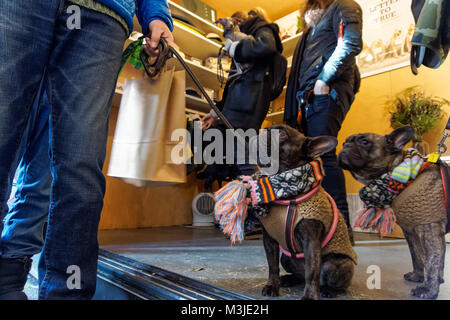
[
  {"x1": 356, "y1": 149, "x2": 432, "y2": 235},
  {"x1": 273, "y1": 184, "x2": 339, "y2": 258}
]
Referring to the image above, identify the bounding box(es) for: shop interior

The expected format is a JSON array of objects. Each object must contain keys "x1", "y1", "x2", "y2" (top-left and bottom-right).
[{"x1": 24, "y1": 0, "x2": 450, "y2": 300}]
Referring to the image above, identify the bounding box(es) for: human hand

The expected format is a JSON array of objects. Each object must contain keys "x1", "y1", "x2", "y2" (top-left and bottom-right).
[
  {"x1": 144, "y1": 20, "x2": 175, "y2": 56},
  {"x1": 201, "y1": 113, "x2": 216, "y2": 130},
  {"x1": 313, "y1": 79, "x2": 330, "y2": 95}
]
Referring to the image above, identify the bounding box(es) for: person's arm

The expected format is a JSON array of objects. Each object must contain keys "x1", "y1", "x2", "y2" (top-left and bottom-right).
[
  {"x1": 136, "y1": 0, "x2": 173, "y2": 35},
  {"x1": 231, "y1": 27, "x2": 278, "y2": 63},
  {"x1": 316, "y1": 1, "x2": 363, "y2": 86},
  {"x1": 136, "y1": 0, "x2": 174, "y2": 55}
]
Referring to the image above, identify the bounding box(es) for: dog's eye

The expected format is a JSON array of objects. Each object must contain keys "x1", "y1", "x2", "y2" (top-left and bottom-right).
[{"x1": 359, "y1": 138, "x2": 369, "y2": 146}]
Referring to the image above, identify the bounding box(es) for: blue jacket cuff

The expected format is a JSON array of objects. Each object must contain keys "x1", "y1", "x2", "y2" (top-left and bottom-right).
[{"x1": 136, "y1": 0, "x2": 174, "y2": 35}]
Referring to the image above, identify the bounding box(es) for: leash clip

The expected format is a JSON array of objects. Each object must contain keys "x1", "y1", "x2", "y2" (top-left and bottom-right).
[{"x1": 438, "y1": 130, "x2": 450, "y2": 156}]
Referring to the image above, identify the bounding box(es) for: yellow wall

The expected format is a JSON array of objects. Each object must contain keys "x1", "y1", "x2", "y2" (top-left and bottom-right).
[{"x1": 338, "y1": 62, "x2": 450, "y2": 194}]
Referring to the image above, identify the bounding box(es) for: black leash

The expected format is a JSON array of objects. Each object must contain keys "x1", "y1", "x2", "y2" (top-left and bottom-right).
[
  {"x1": 140, "y1": 38, "x2": 236, "y2": 131},
  {"x1": 139, "y1": 36, "x2": 256, "y2": 165}
]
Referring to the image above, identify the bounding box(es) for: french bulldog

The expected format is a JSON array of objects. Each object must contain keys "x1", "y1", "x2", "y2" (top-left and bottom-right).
[
  {"x1": 256, "y1": 124, "x2": 357, "y2": 300},
  {"x1": 338, "y1": 126, "x2": 447, "y2": 299}
]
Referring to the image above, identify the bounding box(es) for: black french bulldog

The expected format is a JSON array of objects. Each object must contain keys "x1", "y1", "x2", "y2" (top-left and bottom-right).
[
  {"x1": 256, "y1": 125, "x2": 356, "y2": 300},
  {"x1": 338, "y1": 126, "x2": 447, "y2": 299}
]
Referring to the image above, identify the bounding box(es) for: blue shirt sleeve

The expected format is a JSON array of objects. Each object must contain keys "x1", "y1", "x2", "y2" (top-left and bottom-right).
[
  {"x1": 135, "y1": 0, "x2": 174, "y2": 35},
  {"x1": 317, "y1": 1, "x2": 363, "y2": 84}
]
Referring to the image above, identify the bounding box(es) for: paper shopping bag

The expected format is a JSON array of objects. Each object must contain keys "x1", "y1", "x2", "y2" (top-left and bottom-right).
[{"x1": 107, "y1": 68, "x2": 187, "y2": 187}]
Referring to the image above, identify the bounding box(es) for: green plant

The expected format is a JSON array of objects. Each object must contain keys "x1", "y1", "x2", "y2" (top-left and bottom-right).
[{"x1": 386, "y1": 86, "x2": 448, "y2": 142}]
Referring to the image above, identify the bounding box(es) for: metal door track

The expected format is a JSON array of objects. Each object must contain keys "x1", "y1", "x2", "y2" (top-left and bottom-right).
[{"x1": 94, "y1": 249, "x2": 251, "y2": 300}]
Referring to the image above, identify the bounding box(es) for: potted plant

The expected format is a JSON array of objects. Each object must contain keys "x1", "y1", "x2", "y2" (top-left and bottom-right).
[{"x1": 386, "y1": 86, "x2": 448, "y2": 154}]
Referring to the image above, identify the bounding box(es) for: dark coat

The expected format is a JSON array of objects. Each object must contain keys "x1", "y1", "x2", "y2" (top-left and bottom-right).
[
  {"x1": 284, "y1": 0, "x2": 363, "y2": 128},
  {"x1": 216, "y1": 17, "x2": 283, "y2": 130}
]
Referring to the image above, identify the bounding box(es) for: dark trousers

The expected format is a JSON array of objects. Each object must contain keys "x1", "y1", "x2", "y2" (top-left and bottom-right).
[{"x1": 304, "y1": 94, "x2": 351, "y2": 227}]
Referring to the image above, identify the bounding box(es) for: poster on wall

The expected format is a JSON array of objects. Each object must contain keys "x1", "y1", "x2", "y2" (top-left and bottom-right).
[{"x1": 355, "y1": 0, "x2": 415, "y2": 78}]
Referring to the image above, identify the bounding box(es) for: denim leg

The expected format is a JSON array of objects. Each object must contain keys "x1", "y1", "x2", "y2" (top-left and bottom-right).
[
  {"x1": 305, "y1": 94, "x2": 351, "y2": 226},
  {"x1": 1, "y1": 87, "x2": 51, "y2": 259},
  {"x1": 37, "y1": 3, "x2": 126, "y2": 299},
  {"x1": 0, "y1": 0, "x2": 58, "y2": 233}
]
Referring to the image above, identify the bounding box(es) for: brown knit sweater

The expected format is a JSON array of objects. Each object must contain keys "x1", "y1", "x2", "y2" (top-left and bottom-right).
[
  {"x1": 259, "y1": 187, "x2": 358, "y2": 264},
  {"x1": 392, "y1": 165, "x2": 447, "y2": 231}
]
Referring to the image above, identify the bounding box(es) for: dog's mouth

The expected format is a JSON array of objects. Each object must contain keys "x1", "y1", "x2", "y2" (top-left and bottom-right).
[{"x1": 337, "y1": 149, "x2": 366, "y2": 171}]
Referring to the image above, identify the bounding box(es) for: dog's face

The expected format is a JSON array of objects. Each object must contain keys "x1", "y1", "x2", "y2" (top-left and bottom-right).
[
  {"x1": 392, "y1": 29, "x2": 402, "y2": 40},
  {"x1": 338, "y1": 126, "x2": 415, "y2": 185},
  {"x1": 254, "y1": 124, "x2": 337, "y2": 174}
]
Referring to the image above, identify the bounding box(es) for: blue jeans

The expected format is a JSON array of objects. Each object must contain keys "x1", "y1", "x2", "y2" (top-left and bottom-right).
[
  {"x1": 2, "y1": 84, "x2": 51, "y2": 260},
  {"x1": 0, "y1": 0, "x2": 127, "y2": 299},
  {"x1": 304, "y1": 94, "x2": 351, "y2": 227}
]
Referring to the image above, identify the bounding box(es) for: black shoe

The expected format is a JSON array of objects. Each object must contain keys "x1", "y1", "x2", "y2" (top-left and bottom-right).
[{"x1": 0, "y1": 257, "x2": 32, "y2": 300}]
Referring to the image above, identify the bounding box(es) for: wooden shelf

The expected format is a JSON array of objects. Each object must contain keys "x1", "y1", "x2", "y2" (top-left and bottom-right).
[
  {"x1": 282, "y1": 33, "x2": 302, "y2": 58},
  {"x1": 265, "y1": 111, "x2": 284, "y2": 123},
  {"x1": 172, "y1": 21, "x2": 222, "y2": 59},
  {"x1": 168, "y1": 0, "x2": 222, "y2": 36},
  {"x1": 133, "y1": 17, "x2": 222, "y2": 60},
  {"x1": 185, "y1": 94, "x2": 211, "y2": 113},
  {"x1": 166, "y1": 58, "x2": 225, "y2": 91}
]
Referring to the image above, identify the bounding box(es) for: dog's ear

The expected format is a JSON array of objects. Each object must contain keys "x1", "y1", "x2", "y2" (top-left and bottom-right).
[
  {"x1": 384, "y1": 126, "x2": 414, "y2": 153},
  {"x1": 304, "y1": 136, "x2": 338, "y2": 159}
]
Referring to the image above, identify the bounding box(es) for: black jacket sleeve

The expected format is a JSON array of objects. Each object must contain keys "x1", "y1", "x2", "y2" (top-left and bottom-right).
[
  {"x1": 318, "y1": 0, "x2": 363, "y2": 84},
  {"x1": 233, "y1": 27, "x2": 278, "y2": 64}
]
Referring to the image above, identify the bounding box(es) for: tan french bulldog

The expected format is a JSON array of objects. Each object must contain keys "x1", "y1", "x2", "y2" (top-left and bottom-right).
[{"x1": 338, "y1": 126, "x2": 447, "y2": 299}]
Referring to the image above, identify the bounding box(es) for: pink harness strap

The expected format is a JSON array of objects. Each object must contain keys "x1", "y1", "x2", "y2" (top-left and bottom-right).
[{"x1": 276, "y1": 186, "x2": 339, "y2": 259}]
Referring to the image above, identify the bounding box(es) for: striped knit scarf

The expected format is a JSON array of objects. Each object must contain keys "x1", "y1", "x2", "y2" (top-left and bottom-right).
[
  {"x1": 214, "y1": 159, "x2": 325, "y2": 243},
  {"x1": 355, "y1": 149, "x2": 429, "y2": 235}
]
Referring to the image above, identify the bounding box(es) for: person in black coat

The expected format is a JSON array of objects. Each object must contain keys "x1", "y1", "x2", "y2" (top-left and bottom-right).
[
  {"x1": 284, "y1": 0, "x2": 363, "y2": 242},
  {"x1": 201, "y1": 9, "x2": 283, "y2": 175}
]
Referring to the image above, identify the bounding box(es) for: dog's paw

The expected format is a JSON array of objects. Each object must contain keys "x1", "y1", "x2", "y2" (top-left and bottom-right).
[
  {"x1": 301, "y1": 288, "x2": 320, "y2": 300},
  {"x1": 404, "y1": 272, "x2": 424, "y2": 283},
  {"x1": 280, "y1": 274, "x2": 303, "y2": 287},
  {"x1": 300, "y1": 293, "x2": 319, "y2": 300},
  {"x1": 411, "y1": 285, "x2": 439, "y2": 299},
  {"x1": 262, "y1": 284, "x2": 279, "y2": 297}
]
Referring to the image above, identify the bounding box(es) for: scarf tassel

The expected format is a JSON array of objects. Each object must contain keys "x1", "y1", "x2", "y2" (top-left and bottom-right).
[
  {"x1": 353, "y1": 207, "x2": 397, "y2": 236},
  {"x1": 214, "y1": 180, "x2": 249, "y2": 244}
]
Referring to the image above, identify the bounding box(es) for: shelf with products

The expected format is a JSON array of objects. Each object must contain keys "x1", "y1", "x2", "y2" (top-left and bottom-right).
[
  {"x1": 168, "y1": 0, "x2": 223, "y2": 37},
  {"x1": 265, "y1": 110, "x2": 284, "y2": 123},
  {"x1": 166, "y1": 57, "x2": 226, "y2": 91},
  {"x1": 172, "y1": 21, "x2": 222, "y2": 60},
  {"x1": 132, "y1": 17, "x2": 222, "y2": 60}
]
